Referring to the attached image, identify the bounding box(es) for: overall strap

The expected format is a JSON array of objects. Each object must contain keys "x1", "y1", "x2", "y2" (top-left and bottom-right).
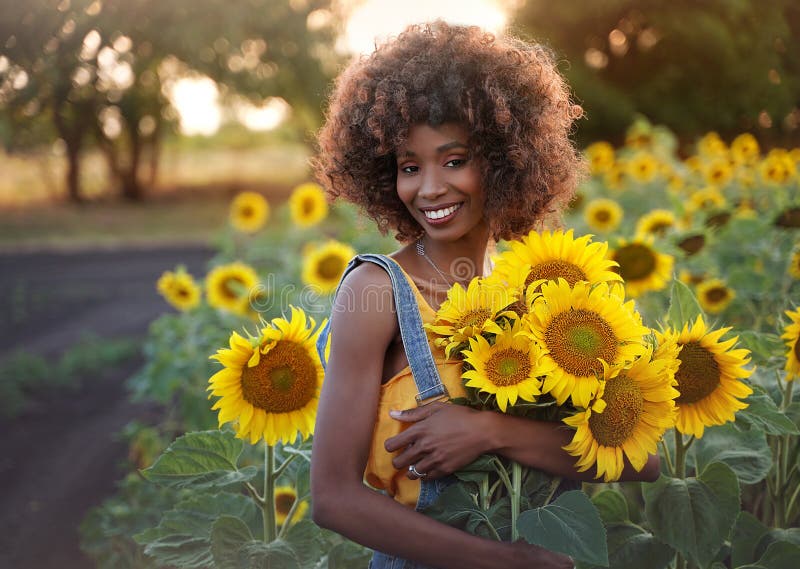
[{"x1": 315, "y1": 254, "x2": 447, "y2": 405}]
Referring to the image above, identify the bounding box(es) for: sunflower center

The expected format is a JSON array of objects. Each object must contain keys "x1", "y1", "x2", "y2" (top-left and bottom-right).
[
  {"x1": 588, "y1": 374, "x2": 644, "y2": 447},
  {"x1": 675, "y1": 341, "x2": 721, "y2": 404},
  {"x1": 526, "y1": 261, "x2": 587, "y2": 288},
  {"x1": 240, "y1": 205, "x2": 254, "y2": 218},
  {"x1": 545, "y1": 309, "x2": 617, "y2": 377},
  {"x1": 457, "y1": 308, "x2": 492, "y2": 329},
  {"x1": 649, "y1": 221, "x2": 672, "y2": 235},
  {"x1": 485, "y1": 348, "x2": 531, "y2": 386},
  {"x1": 678, "y1": 234, "x2": 706, "y2": 255},
  {"x1": 614, "y1": 244, "x2": 656, "y2": 281},
  {"x1": 775, "y1": 207, "x2": 800, "y2": 228},
  {"x1": 275, "y1": 491, "x2": 296, "y2": 516},
  {"x1": 316, "y1": 254, "x2": 346, "y2": 281},
  {"x1": 793, "y1": 337, "x2": 800, "y2": 363},
  {"x1": 240, "y1": 341, "x2": 317, "y2": 412},
  {"x1": 176, "y1": 287, "x2": 190, "y2": 298},
  {"x1": 594, "y1": 210, "x2": 611, "y2": 222},
  {"x1": 302, "y1": 197, "x2": 315, "y2": 215},
  {"x1": 704, "y1": 286, "x2": 729, "y2": 303},
  {"x1": 222, "y1": 277, "x2": 246, "y2": 300}
]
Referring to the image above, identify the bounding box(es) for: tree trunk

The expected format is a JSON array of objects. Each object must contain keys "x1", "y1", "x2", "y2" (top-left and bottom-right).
[{"x1": 65, "y1": 144, "x2": 83, "y2": 203}]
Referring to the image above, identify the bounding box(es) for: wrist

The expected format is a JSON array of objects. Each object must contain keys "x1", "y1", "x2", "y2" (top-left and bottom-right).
[{"x1": 477, "y1": 408, "x2": 504, "y2": 454}]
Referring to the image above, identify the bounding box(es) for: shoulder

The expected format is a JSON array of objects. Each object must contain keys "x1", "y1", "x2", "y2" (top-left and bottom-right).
[{"x1": 329, "y1": 258, "x2": 397, "y2": 343}]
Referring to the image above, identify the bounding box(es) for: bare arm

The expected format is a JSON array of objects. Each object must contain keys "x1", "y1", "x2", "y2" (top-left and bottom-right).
[
  {"x1": 386, "y1": 403, "x2": 660, "y2": 483},
  {"x1": 310, "y1": 264, "x2": 570, "y2": 569}
]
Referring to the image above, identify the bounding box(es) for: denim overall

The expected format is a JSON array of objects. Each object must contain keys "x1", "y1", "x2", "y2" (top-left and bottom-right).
[{"x1": 316, "y1": 253, "x2": 450, "y2": 569}]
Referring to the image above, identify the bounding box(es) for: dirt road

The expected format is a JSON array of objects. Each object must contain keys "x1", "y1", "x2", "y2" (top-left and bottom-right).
[{"x1": 0, "y1": 244, "x2": 213, "y2": 569}]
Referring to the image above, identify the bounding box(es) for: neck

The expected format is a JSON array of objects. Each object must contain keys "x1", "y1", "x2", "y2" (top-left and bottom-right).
[{"x1": 418, "y1": 228, "x2": 493, "y2": 284}]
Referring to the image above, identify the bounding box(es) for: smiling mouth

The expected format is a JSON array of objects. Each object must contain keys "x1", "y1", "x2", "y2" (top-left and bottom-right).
[{"x1": 421, "y1": 203, "x2": 463, "y2": 220}]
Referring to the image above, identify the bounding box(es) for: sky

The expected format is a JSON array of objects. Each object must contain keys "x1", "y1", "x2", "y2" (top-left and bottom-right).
[{"x1": 173, "y1": 0, "x2": 512, "y2": 135}]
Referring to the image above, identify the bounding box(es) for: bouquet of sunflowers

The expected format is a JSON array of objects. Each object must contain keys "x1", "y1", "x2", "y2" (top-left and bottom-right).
[{"x1": 421, "y1": 229, "x2": 752, "y2": 565}]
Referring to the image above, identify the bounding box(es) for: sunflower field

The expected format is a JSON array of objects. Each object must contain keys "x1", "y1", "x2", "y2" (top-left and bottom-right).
[{"x1": 80, "y1": 119, "x2": 800, "y2": 569}]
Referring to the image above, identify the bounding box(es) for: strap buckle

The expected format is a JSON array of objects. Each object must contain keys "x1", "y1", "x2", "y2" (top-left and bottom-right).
[{"x1": 415, "y1": 384, "x2": 450, "y2": 406}]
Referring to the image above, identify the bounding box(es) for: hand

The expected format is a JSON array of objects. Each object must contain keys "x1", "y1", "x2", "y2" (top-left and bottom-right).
[
  {"x1": 384, "y1": 402, "x2": 491, "y2": 480},
  {"x1": 507, "y1": 541, "x2": 574, "y2": 569}
]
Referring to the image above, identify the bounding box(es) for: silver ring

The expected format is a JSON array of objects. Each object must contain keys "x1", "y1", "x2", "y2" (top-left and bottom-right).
[{"x1": 409, "y1": 464, "x2": 427, "y2": 478}]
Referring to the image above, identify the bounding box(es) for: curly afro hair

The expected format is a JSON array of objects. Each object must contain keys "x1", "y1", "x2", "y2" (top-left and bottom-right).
[{"x1": 312, "y1": 20, "x2": 586, "y2": 242}]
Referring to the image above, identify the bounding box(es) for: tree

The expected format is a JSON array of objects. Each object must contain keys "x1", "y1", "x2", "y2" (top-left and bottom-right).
[
  {"x1": 512, "y1": 0, "x2": 800, "y2": 146},
  {"x1": 0, "y1": 0, "x2": 341, "y2": 202}
]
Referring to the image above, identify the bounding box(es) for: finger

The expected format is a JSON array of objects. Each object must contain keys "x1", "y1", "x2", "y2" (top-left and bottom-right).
[
  {"x1": 389, "y1": 403, "x2": 443, "y2": 423},
  {"x1": 410, "y1": 455, "x2": 439, "y2": 480},
  {"x1": 384, "y1": 426, "x2": 418, "y2": 453},
  {"x1": 391, "y1": 442, "x2": 427, "y2": 471}
]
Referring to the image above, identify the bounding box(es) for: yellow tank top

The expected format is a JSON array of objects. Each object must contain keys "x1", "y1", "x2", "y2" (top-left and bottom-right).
[{"x1": 363, "y1": 264, "x2": 467, "y2": 508}]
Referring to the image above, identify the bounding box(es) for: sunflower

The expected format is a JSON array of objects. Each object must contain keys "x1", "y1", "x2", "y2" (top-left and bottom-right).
[
  {"x1": 484, "y1": 260, "x2": 536, "y2": 316},
  {"x1": 697, "y1": 132, "x2": 727, "y2": 157},
  {"x1": 425, "y1": 277, "x2": 517, "y2": 359},
  {"x1": 677, "y1": 233, "x2": 706, "y2": 256},
  {"x1": 702, "y1": 159, "x2": 733, "y2": 188},
  {"x1": 156, "y1": 267, "x2": 201, "y2": 311},
  {"x1": 655, "y1": 315, "x2": 753, "y2": 438},
  {"x1": 635, "y1": 209, "x2": 676, "y2": 238},
  {"x1": 684, "y1": 156, "x2": 705, "y2": 177},
  {"x1": 230, "y1": 192, "x2": 270, "y2": 233},
  {"x1": 696, "y1": 278, "x2": 735, "y2": 314},
  {"x1": 666, "y1": 170, "x2": 686, "y2": 194},
  {"x1": 490, "y1": 229, "x2": 622, "y2": 298},
  {"x1": 461, "y1": 318, "x2": 553, "y2": 412},
  {"x1": 782, "y1": 308, "x2": 800, "y2": 381},
  {"x1": 301, "y1": 240, "x2": 356, "y2": 294},
  {"x1": 731, "y1": 133, "x2": 760, "y2": 165},
  {"x1": 759, "y1": 156, "x2": 792, "y2": 185},
  {"x1": 688, "y1": 187, "x2": 727, "y2": 212},
  {"x1": 775, "y1": 207, "x2": 800, "y2": 229},
  {"x1": 206, "y1": 262, "x2": 260, "y2": 316},
  {"x1": 611, "y1": 237, "x2": 674, "y2": 298},
  {"x1": 585, "y1": 141, "x2": 615, "y2": 175},
  {"x1": 289, "y1": 182, "x2": 329, "y2": 228},
  {"x1": 678, "y1": 269, "x2": 705, "y2": 286},
  {"x1": 208, "y1": 306, "x2": 324, "y2": 445},
  {"x1": 585, "y1": 198, "x2": 623, "y2": 233},
  {"x1": 563, "y1": 346, "x2": 679, "y2": 482},
  {"x1": 603, "y1": 165, "x2": 626, "y2": 191},
  {"x1": 789, "y1": 250, "x2": 800, "y2": 280},
  {"x1": 626, "y1": 153, "x2": 659, "y2": 183},
  {"x1": 274, "y1": 485, "x2": 309, "y2": 526},
  {"x1": 527, "y1": 279, "x2": 650, "y2": 408}
]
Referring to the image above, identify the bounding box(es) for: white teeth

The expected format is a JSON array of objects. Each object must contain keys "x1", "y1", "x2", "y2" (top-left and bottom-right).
[{"x1": 423, "y1": 203, "x2": 462, "y2": 220}]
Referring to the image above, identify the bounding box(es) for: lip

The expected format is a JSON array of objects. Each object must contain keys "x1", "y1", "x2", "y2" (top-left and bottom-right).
[
  {"x1": 418, "y1": 201, "x2": 463, "y2": 212},
  {"x1": 419, "y1": 202, "x2": 464, "y2": 226}
]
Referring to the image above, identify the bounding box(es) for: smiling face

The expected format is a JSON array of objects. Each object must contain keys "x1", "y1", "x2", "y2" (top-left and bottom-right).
[{"x1": 395, "y1": 122, "x2": 488, "y2": 243}]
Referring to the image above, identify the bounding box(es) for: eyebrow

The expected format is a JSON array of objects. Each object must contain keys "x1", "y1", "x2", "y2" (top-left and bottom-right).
[{"x1": 399, "y1": 140, "x2": 469, "y2": 158}]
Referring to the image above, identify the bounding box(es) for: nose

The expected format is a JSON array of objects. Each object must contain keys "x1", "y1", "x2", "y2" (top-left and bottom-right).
[{"x1": 418, "y1": 170, "x2": 448, "y2": 201}]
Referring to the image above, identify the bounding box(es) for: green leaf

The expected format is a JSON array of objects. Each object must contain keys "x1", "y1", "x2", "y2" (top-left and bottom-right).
[
  {"x1": 731, "y1": 511, "x2": 770, "y2": 567},
  {"x1": 135, "y1": 492, "x2": 261, "y2": 568},
  {"x1": 326, "y1": 541, "x2": 372, "y2": 569},
  {"x1": 423, "y1": 483, "x2": 507, "y2": 540},
  {"x1": 592, "y1": 490, "x2": 629, "y2": 524},
  {"x1": 576, "y1": 522, "x2": 674, "y2": 569},
  {"x1": 643, "y1": 462, "x2": 740, "y2": 568},
  {"x1": 737, "y1": 388, "x2": 799, "y2": 435},
  {"x1": 284, "y1": 519, "x2": 324, "y2": 568},
  {"x1": 241, "y1": 539, "x2": 301, "y2": 569},
  {"x1": 142, "y1": 430, "x2": 258, "y2": 490},
  {"x1": 210, "y1": 516, "x2": 254, "y2": 569},
  {"x1": 739, "y1": 540, "x2": 800, "y2": 569},
  {"x1": 517, "y1": 490, "x2": 608, "y2": 566},
  {"x1": 693, "y1": 423, "x2": 773, "y2": 484},
  {"x1": 666, "y1": 280, "x2": 703, "y2": 330},
  {"x1": 737, "y1": 331, "x2": 785, "y2": 364}
]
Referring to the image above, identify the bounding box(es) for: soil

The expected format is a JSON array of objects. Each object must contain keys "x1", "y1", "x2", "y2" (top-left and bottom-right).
[{"x1": 0, "y1": 244, "x2": 214, "y2": 569}]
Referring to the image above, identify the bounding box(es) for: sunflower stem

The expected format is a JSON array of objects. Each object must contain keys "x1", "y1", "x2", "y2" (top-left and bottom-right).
[
  {"x1": 659, "y1": 439, "x2": 675, "y2": 477},
  {"x1": 273, "y1": 453, "x2": 297, "y2": 480},
  {"x1": 263, "y1": 442, "x2": 277, "y2": 543},
  {"x1": 491, "y1": 456, "x2": 514, "y2": 497},
  {"x1": 511, "y1": 461, "x2": 522, "y2": 542},
  {"x1": 245, "y1": 481, "x2": 265, "y2": 506},
  {"x1": 674, "y1": 430, "x2": 686, "y2": 479}
]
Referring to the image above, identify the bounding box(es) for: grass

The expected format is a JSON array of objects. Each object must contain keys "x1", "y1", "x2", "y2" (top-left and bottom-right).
[
  {"x1": 0, "y1": 333, "x2": 141, "y2": 419},
  {"x1": 0, "y1": 140, "x2": 311, "y2": 250}
]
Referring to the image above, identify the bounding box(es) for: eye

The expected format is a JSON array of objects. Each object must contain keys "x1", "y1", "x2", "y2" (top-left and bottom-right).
[
  {"x1": 399, "y1": 165, "x2": 419, "y2": 174},
  {"x1": 445, "y1": 158, "x2": 467, "y2": 168}
]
